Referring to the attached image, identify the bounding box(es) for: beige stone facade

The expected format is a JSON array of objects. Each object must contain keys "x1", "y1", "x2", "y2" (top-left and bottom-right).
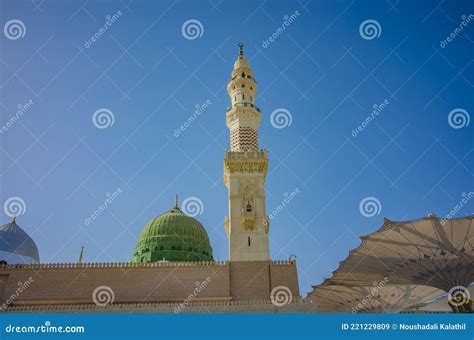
[{"x1": 0, "y1": 260, "x2": 300, "y2": 312}]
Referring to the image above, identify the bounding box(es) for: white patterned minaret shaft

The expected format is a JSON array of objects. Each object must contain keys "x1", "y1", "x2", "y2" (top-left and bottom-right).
[
  {"x1": 226, "y1": 43, "x2": 260, "y2": 150},
  {"x1": 224, "y1": 43, "x2": 270, "y2": 261}
]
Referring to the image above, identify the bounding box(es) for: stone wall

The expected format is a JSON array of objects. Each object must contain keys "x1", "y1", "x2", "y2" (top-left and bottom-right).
[
  {"x1": 5, "y1": 300, "x2": 316, "y2": 314},
  {"x1": 270, "y1": 260, "x2": 300, "y2": 300},
  {"x1": 230, "y1": 261, "x2": 271, "y2": 300},
  {"x1": 0, "y1": 260, "x2": 299, "y2": 311}
]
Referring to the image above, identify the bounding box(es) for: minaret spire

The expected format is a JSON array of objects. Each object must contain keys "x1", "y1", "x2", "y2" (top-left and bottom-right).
[
  {"x1": 78, "y1": 246, "x2": 84, "y2": 264},
  {"x1": 238, "y1": 42, "x2": 244, "y2": 56},
  {"x1": 226, "y1": 42, "x2": 259, "y2": 151}
]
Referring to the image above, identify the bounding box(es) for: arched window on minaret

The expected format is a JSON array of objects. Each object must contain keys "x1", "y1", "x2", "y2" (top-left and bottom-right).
[
  {"x1": 248, "y1": 237, "x2": 251, "y2": 246},
  {"x1": 246, "y1": 201, "x2": 252, "y2": 212}
]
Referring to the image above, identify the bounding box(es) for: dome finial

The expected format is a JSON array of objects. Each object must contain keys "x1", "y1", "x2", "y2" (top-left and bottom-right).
[
  {"x1": 11, "y1": 216, "x2": 16, "y2": 224},
  {"x1": 175, "y1": 194, "x2": 179, "y2": 209},
  {"x1": 238, "y1": 42, "x2": 244, "y2": 56}
]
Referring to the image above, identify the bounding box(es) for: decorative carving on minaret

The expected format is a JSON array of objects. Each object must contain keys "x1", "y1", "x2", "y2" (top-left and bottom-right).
[
  {"x1": 224, "y1": 151, "x2": 268, "y2": 187},
  {"x1": 263, "y1": 217, "x2": 270, "y2": 234},
  {"x1": 241, "y1": 197, "x2": 256, "y2": 231},
  {"x1": 224, "y1": 216, "x2": 230, "y2": 237},
  {"x1": 240, "y1": 180, "x2": 257, "y2": 197},
  {"x1": 242, "y1": 218, "x2": 256, "y2": 231}
]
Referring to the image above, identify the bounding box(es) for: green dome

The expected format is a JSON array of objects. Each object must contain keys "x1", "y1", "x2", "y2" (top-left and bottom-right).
[{"x1": 130, "y1": 203, "x2": 213, "y2": 263}]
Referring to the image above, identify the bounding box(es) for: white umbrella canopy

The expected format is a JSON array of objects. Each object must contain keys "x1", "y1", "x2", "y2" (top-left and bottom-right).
[
  {"x1": 306, "y1": 284, "x2": 444, "y2": 313},
  {"x1": 322, "y1": 215, "x2": 473, "y2": 293}
]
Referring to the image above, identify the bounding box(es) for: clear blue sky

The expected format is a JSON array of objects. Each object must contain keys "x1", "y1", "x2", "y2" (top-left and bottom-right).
[{"x1": 1, "y1": 0, "x2": 472, "y2": 295}]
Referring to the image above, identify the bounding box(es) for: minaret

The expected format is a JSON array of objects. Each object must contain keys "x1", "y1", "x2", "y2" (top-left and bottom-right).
[
  {"x1": 224, "y1": 43, "x2": 270, "y2": 261},
  {"x1": 78, "y1": 246, "x2": 84, "y2": 264}
]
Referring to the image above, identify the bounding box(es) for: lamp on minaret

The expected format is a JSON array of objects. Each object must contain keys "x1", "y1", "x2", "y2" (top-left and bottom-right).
[{"x1": 224, "y1": 43, "x2": 270, "y2": 261}]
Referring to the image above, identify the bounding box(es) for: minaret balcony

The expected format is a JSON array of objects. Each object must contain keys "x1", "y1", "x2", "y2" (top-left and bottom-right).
[
  {"x1": 227, "y1": 77, "x2": 257, "y2": 96},
  {"x1": 227, "y1": 103, "x2": 260, "y2": 111},
  {"x1": 223, "y1": 150, "x2": 269, "y2": 186},
  {"x1": 225, "y1": 150, "x2": 267, "y2": 160},
  {"x1": 226, "y1": 106, "x2": 261, "y2": 129},
  {"x1": 231, "y1": 74, "x2": 255, "y2": 81}
]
